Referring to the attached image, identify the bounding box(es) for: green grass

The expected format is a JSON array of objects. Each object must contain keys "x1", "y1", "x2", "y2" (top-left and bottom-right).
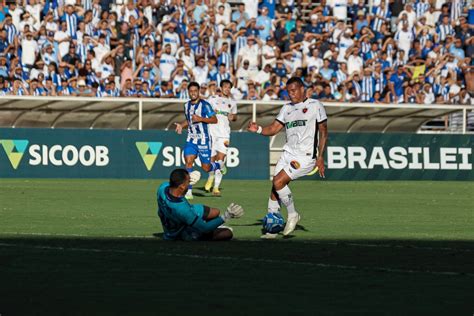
[{"x1": 1, "y1": 179, "x2": 474, "y2": 315}]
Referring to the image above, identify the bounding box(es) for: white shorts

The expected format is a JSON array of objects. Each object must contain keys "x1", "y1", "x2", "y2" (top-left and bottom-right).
[
  {"x1": 211, "y1": 137, "x2": 230, "y2": 157},
  {"x1": 274, "y1": 151, "x2": 316, "y2": 180}
]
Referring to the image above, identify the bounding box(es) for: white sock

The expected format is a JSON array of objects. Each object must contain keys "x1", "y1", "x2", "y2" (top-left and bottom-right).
[
  {"x1": 214, "y1": 169, "x2": 223, "y2": 189},
  {"x1": 267, "y1": 198, "x2": 280, "y2": 214},
  {"x1": 276, "y1": 185, "x2": 297, "y2": 216}
]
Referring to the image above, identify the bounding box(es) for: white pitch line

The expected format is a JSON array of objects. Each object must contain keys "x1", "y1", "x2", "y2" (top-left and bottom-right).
[
  {"x1": 1, "y1": 232, "x2": 474, "y2": 253},
  {"x1": 0, "y1": 242, "x2": 473, "y2": 278}
]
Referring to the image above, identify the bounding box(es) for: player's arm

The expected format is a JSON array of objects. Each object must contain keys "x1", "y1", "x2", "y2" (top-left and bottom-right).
[
  {"x1": 229, "y1": 101, "x2": 238, "y2": 121},
  {"x1": 192, "y1": 114, "x2": 217, "y2": 124},
  {"x1": 316, "y1": 120, "x2": 328, "y2": 178},
  {"x1": 247, "y1": 120, "x2": 284, "y2": 136},
  {"x1": 191, "y1": 102, "x2": 218, "y2": 124},
  {"x1": 190, "y1": 215, "x2": 225, "y2": 233},
  {"x1": 174, "y1": 119, "x2": 189, "y2": 134},
  {"x1": 228, "y1": 113, "x2": 238, "y2": 121}
]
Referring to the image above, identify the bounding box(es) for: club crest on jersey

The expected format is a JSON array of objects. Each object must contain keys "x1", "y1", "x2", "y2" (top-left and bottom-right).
[
  {"x1": 290, "y1": 160, "x2": 300, "y2": 170},
  {"x1": 302, "y1": 108, "x2": 308, "y2": 113}
]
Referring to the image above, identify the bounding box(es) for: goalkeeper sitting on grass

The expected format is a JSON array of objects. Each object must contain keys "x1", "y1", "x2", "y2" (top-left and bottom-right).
[{"x1": 157, "y1": 168, "x2": 244, "y2": 241}]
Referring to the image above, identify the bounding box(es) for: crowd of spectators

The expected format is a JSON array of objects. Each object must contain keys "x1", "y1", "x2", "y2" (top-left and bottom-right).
[{"x1": 0, "y1": 0, "x2": 473, "y2": 105}]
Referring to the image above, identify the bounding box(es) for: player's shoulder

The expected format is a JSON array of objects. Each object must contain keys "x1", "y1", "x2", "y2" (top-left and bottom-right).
[
  {"x1": 305, "y1": 98, "x2": 324, "y2": 106},
  {"x1": 201, "y1": 99, "x2": 212, "y2": 106},
  {"x1": 157, "y1": 182, "x2": 170, "y2": 197}
]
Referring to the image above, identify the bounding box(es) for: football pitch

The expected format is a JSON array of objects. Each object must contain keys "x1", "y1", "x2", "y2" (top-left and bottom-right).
[{"x1": 0, "y1": 179, "x2": 473, "y2": 315}]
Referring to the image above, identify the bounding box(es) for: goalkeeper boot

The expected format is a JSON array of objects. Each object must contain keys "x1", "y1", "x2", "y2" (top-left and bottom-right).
[
  {"x1": 212, "y1": 187, "x2": 221, "y2": 197},
  {"x1": 283, "y1": 212, "x2": 301, "y2": 236},
  {"x1": 204, "y1": 175, "x2": 214, "y2": 192},
  {"x1": 260, "y1": 232, "x2": 278, "y2": 239},
  {"x1": 185, "y1": 190, "x2": 193, "y2": 200}
]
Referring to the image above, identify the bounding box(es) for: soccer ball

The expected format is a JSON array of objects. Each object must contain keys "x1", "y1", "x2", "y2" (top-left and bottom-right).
[{"x1": 262, "y1": 212, "x2": 285, "y2": 234}]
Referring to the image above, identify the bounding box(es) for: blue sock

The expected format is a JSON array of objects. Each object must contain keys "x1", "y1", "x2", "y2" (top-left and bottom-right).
[
  {"x1": 210, "y1": 161, "x2": 221, "y2": 172},
  {"x1": 186, "y1": 167, "x2": 193, "y2": 191}
]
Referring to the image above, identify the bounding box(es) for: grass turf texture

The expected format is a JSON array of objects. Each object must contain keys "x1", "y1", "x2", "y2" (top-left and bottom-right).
[{"x1": 0, "y1": 179, "x2": 473, "y2": 315}]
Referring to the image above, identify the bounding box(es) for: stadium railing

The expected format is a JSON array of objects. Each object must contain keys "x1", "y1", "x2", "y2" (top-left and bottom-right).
[{"x1": 0, "y1": 96, "x2": 472, "y2": 133}]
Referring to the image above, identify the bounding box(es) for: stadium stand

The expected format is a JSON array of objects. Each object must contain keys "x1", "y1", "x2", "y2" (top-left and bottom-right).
[{"x1": 0, "y1": 0, "x2": 473, "y2": 104}]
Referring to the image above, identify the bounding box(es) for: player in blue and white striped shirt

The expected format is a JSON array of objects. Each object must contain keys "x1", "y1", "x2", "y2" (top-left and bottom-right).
[{"x1": 174, "y1": 82, "x2": 226, "y2": 199}]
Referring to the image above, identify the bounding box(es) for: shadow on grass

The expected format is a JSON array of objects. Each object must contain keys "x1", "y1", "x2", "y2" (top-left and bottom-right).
[{"x1": 1, "y1": 236, "x2": 474, "y2": 315}]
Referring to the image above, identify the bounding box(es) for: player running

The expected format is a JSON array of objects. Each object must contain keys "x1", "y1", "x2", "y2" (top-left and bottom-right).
[
  {"x1": 204, "y1": 79, "x2": 238, "y2": 196},
  {"x1": 157, "y1": 168, "x2": 244, "y2": 241},
  {"x1": 174, "y1": 81, "x2": 226, "y2": 200},
  {"x1": 248, "y1": 77, "x2": 328, "y2": 238}
]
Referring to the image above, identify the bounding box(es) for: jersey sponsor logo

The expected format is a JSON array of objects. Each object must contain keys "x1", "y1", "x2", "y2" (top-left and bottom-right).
[
  {"x1": 285, "y1": 120, "x2": 307, "y2": 129},
  {"x1": 290, "y1": 160, "x2": 300, "y2": 170},
  {"x1": 216, "y1": 110, "x2": 230, "y2": 116},
  {"x1": 136, "y1": 142, "x2": 163, "y2": 171}
]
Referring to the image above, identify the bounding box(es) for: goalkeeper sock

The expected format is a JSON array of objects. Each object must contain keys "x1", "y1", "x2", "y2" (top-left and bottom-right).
[
  {"x1": 267, "y1": 198, "x2": 280, "y2": 214},
  {"x1": 276, "y1": 185, "x2": 296, "y2": 215},
  {"x1": 214, "y1": 169, "x2": 223, "y2": 189},
  {"x1": 208, "y1": 171, "x2": 215, "y2": 178}
]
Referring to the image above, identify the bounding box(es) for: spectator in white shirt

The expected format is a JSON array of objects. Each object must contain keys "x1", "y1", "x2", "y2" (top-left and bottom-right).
[
  {"x1": 398, "y1": 4, "x2": 417, "y2": 29},
  {"x1": 54, "y1": 21, "x2": 71, "y2": 58},
  {"x1": 423, "y1": 83, "x2": 435, "y2": 104},
  {"x1": 159, "y1": 44, "x2": 177, "y2": 82},
  {"x1": 261, "y1": 37, "x2": 277, "y2": 68},
  {"x1": 21, "y1": 32, "x2": 38, "y2": 67},
  {"x1": 237, "y1": 35, "x2": 260, "y2": 75},
  {"x1": 162, "y1": 23, "x2": 181, "y2": 56},
  {"x1": 395, "y1": 23, "x2": 415, "y2": 62},
  {"x1": 346, "y1": 47, "x2": 363, "y2": 75},
  {"x1": 192, "y1": 57, "x2": 209, "y2": 86}
]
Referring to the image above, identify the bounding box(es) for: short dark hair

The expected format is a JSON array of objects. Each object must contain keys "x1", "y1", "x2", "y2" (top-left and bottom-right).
[
  {"x1": 169, "y1": 169, "x2": 189, "y2": 188},
  {"x1": 220, "y1": 79, "x2": 233, "y2": 88},
  {"x1": 286, "y1": 77, "x2": 304, "y2": 87},
  {"x1": 188, "y1": 81, "x2": 200, "y2": 90}
]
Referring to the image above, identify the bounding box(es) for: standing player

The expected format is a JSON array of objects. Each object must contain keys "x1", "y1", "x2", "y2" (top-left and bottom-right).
[
  {"x1": 157, "y1": 168, "x2": 244, "y2": 241},
  {"x1": 248, "y1": 77, "x2": 328, "y2": 238},
  {"x1": 174, "y1": 81, "x2": 226, "y2": 200},
  {"x1": 204, "y1": 79, "x2": 238, "y2": 196}
]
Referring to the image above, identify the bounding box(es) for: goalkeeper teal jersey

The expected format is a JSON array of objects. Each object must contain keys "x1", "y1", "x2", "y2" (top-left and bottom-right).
[{"x1": 157, "y1": 182, "x2": 224, "y2": 240}]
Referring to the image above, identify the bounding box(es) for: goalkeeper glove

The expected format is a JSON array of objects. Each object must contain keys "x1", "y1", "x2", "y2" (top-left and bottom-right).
[
  {"x1": 221, "y1": 203, "x2": 244, "y2": 221},
  {"x1": 189, "y1": 170, "x2": 201, "y2": 185}
]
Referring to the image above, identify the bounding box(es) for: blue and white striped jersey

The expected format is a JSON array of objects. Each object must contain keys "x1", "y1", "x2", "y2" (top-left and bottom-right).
[
  {"x1": 62, "y1": 13, "x2": 79, "y2": 39},
  {"x1": 184, "y1": 99, "x2": 216, "y2": 145}
]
